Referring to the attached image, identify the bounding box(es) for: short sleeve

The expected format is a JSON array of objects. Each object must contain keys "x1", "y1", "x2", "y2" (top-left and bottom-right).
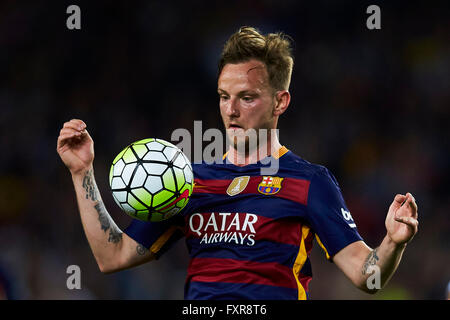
[
  {"x1": 307, "y1": 167, "x2": 363, "y2": 261},
  {"x1": 124, "y1": 214, "x2": 185, "y2": 259}
]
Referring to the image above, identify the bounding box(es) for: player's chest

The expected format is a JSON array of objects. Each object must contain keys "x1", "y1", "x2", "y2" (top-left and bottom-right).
[
  {"x1": 182, "y1": 174, "x2": 311, "y2": 247},
  {"x1": 191, "y1": 174, "x2": 310, "y2": 210}
]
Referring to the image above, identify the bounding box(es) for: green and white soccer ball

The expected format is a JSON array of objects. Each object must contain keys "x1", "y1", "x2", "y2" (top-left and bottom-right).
[{"x1": 109, "y1": 138, "x2": 193, "y2": 222}]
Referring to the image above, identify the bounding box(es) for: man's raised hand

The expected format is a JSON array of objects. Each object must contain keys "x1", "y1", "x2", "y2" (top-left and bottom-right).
[
  {"x1": 57, "y1": 119, "x2": 94, "y2": 175},
  {"x1": 385, "y1": 193, "x2": 419, "y2": 245}
]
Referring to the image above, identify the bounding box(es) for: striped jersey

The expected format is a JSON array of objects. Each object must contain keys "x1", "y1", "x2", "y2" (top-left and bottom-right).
[{"x1": 124, "y1": 146, "x2": 363, "y2": 299}]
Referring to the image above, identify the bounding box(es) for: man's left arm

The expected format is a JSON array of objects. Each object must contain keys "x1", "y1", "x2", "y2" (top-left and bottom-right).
[{"x1": 333, "y1": 193, "x2": 419, "y2": 293}]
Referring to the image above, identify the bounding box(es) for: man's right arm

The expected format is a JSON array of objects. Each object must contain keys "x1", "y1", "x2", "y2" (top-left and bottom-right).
[
  {"x1": 57, "y1": 119, "x2": 154, "y2": 273},
  {"x1": 72, "y1": 167, "x2": 154, "y2": 273}
]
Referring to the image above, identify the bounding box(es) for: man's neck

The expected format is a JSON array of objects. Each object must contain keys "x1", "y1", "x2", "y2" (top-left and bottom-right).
[{"x1": 226, "y1": 135, "x2": 282, "y2": 167}]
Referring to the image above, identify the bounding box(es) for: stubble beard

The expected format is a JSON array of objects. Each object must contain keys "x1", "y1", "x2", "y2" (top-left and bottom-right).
[{"x1": 226, "y1": 127, "x2": 272, "y2": 159}]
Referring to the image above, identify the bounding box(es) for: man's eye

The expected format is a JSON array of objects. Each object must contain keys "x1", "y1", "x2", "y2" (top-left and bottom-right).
[
  {"x1": 220, "y1": 95, "x2": 229, "y2": 100},
  {"x1": 242, "y1": 96, "x2": 253, "y2": 102}
]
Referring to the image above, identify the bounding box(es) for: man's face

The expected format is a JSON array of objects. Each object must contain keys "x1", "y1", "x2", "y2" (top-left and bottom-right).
[{"x1": 218, "y1": 59, "x2": 277, "y2": 151}]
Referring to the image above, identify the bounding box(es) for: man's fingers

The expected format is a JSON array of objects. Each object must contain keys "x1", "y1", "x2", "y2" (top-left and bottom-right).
[
  {"x1": 394, "y1": 194, "x2": 407, "y2": 204},
  {"x1": 57, "y1": 133, "x2": 77, "y2": 149},
  {"x1": 64, "y1": 120, "x2": 86, "y2": 131},
  {"x1": 406, "y1": 193, "x2": 418, "y2": 218},
  {"x1": 390, "y1": 194, "x2": 407, "y2": 211},
  {"x1": 63, "y1": 122, "x2": 82, "y2": 131},
  {"x1": 397, "y1": 193, "x2": 418, "y2": 219},
  {"x1": 57, "y1": 127, "x2": 87, "y2": 149},
  {"x1": 60, "y1": 127, "x2": 82, "y2": 137},
  {"x1": 395, "y1": 215, "x2": 419, "y2": 227},
  {"x1": 69, "y1": 119, "x2": 87, "y2": 130}
]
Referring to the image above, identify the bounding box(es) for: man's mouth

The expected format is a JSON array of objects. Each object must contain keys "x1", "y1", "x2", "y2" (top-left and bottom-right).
[{"x1": 228, "y1": 124, "x2": 243, "y2": 130}]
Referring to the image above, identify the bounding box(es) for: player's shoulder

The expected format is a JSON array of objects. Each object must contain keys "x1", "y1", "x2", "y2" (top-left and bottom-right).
[
  {"x1": 280, "y1": 149, "x2": 332, "y2": 182},
  {"x1": 189, "y1": 148, "x2": 337, "y2": 184}
]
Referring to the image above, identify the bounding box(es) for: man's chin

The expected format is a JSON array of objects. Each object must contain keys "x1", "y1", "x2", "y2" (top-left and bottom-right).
[{"x1": 227, "y1": 137, "x2": 261, "y2": 155}]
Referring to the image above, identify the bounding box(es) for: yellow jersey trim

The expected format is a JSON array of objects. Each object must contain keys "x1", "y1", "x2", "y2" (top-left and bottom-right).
[
  {"x1": 149, "y1": 226, "x2": 178, "y2": 255},
  {"x1": 315, "y1": 234, "x2": 331, "y2": 260},
  {"x1": 292, "y1": 225, "x2": 311, "y2": 300}
]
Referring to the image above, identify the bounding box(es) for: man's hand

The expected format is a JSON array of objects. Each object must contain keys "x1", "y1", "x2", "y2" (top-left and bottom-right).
[
  {"x1": 57, "y1": 119, "x2": 94, "y2": 175},
  {"x1": 385, "y1": 193, "x2": 419, "y2": 246},
  {"x1": 334, "y1": 193, "x2": 419, "y2": 293}
]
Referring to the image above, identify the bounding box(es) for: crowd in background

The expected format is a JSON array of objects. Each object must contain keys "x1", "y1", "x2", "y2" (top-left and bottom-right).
[{"x1": 0, "y1": 1, "x2": 448, "y2": 299}]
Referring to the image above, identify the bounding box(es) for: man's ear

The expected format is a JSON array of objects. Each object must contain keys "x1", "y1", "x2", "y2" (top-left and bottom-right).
[{"x1": 273, "y1": 90, "x2": 291, "y2": 116}]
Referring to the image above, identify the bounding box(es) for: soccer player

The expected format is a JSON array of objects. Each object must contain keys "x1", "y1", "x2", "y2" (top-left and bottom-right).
[{"x1": 56, "y1": 27, "x2": 419, "y2": 299}]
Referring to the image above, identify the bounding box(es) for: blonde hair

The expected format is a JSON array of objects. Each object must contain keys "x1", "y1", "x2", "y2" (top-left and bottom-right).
[{"x1": 218, "y1": 26, "x2": 294, "y2": 91}]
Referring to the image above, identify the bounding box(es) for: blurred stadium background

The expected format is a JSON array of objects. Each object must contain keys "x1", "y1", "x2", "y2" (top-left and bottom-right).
[{"x1": 0, "y1": 0, "x2": 449, "y2": 299}]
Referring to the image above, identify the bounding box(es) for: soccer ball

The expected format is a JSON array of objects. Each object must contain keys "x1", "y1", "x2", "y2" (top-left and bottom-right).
[{"x1": 109, "y1": 138, "x2": 193, "y2": 222}]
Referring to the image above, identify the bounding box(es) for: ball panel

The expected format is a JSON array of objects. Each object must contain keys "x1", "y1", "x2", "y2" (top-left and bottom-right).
[
  {"x1": 143, "y1": 151, "x2": 167, "y2": 162},
  {"x1": 121, "y1": 163, "x2": 137, "y2": 186},
  {"x1": 130, "y1": 165, "x2": 146, "y2": 188},
  {"x1": 113, "y1": 159, "x2": 126, "y2": 177},
  {"x1": 112, "y1": 190, "x2": 128, "y2": 203},
  {"x1": 111, "y1": 177, "x2": 126, "y2": 190},
  {"x1": 144, "y1": 175, "x2": 163, "y2": 194},
  {"x1": 173, "y1": 152, "x2": 187, "y2": 168},
  {"x1": 183, "y1": 165, "x2": 193, "y2": 184},
  {"x1": 131, "y1": 188, "x2": 152, "y2": 207},
  {"x1": 122, "y1": 147, "x2": 137, "y2": 164},
  {"x1": 181, "y1": 152, "x2": 193, "y2": 171},
  {"x1": 175, "y1": 198, "x2": 186, "y2": 209},
  {"x1": 162, "y1": 147, "x2": 178, "y2": 162},
  {"x1": 127, "y1": 193, "x2": 147, "y2": 211},
  {"x1": 132, "y1": 144, "x2": 148, "y2": 158},
  {"x1": 176, "y1": 184, "x2": 192, "y2": 210},
  {"x1": 146, "y1": 141, "x2": 164, "y2": 151},
  {"x1": 161, "y1": 169, "x2": 176, "y2": 192},
  {"x1": 173, "y1": 167, "x2": 185, "y2": 189},
  {"x1": 142, "y1": 162, "x2": 167, "y2": 176},
  {"x1": 152, "y1": 189, "x2": 175, "y2": 207}
]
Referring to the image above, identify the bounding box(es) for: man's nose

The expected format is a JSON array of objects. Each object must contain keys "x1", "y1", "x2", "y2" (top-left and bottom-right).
[{"x1": 225, "y1": 97, "x2": 240, "y2": 117}]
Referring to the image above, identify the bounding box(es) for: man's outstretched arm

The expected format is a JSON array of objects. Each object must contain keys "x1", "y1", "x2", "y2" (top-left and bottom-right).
[
  {"x1": 57, "y1": 119, "x2": 154, "y2": 273},
  {"x1": 333, "y1": 193, "x2": 419, "y2": 293}
]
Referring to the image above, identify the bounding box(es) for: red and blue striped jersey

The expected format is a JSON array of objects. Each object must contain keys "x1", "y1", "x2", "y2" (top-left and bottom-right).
[{"x1": 124, "y1": 147, "x2": 363, "y2": 300}]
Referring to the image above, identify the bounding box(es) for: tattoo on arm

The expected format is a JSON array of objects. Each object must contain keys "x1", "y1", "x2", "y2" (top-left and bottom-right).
[
  {"x1": 136, "y1": 244, "x2": 148, "y2": 256},
  {"x1": 82, "y1": 169, "x2": 123, "y2": 243},
  {"x1": 94, "y1": 201, "x2": 123, "y2": 244},
  {"x1": 362, "y1": 248, "x2": 379, "y2": 275},
  {"x1": 94, "y1": 202, "x2": 110, "y2": 232},
  {"x1": 82, "y1": 169, "x2": 98, "y2": 201},
  {"x1": 108, "y1": 225, "x2": 123, "y2": 244}
]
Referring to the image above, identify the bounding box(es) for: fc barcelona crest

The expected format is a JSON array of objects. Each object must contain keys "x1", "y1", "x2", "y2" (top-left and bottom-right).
[{"x1": 258, "y1": 176, "x2": 284, "y2": 195}]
